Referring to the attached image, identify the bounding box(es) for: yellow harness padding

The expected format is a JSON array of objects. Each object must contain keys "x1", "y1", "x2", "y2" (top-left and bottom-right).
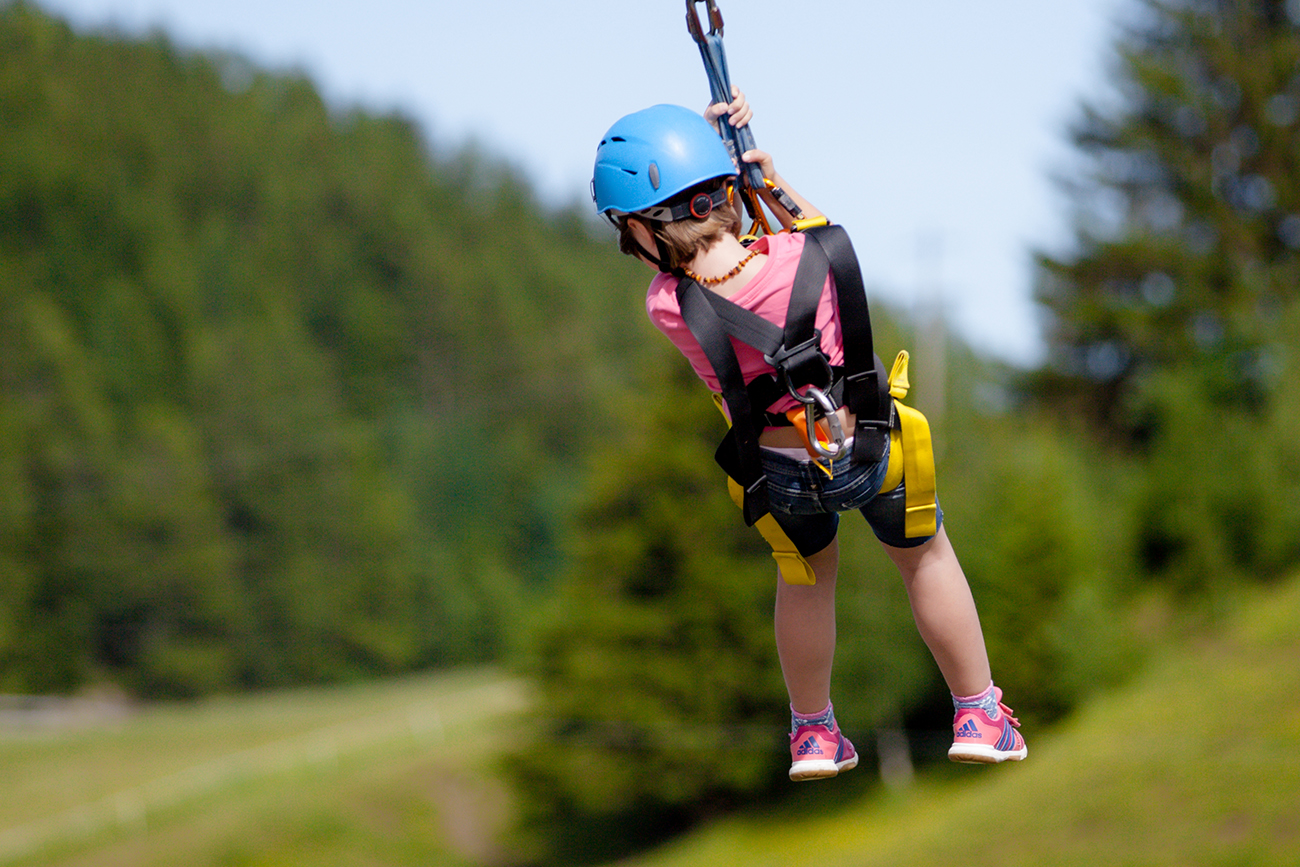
[{"x1": 879, "y1": 351, "x2": 938, "y2": 539}]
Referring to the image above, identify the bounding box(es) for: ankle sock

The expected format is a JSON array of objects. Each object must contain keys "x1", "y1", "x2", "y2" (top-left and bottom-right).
[
  {"x1": 952, "y1": 681, "x2": 1001, "y2": 720},
  {"x1": 791, "y1": 701, "x2": 835, "y2": 732}
]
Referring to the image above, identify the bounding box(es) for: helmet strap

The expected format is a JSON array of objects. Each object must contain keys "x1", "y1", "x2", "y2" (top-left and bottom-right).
[
  {"x1": 656, "y1": 235, "x2": 675, "y2": 273},
  {"x1": 626, "y1": 215, "x2": 679, "y2": 274},
  {"x1": 631, "y1": 233, "x2": 673, "y2": 273}
]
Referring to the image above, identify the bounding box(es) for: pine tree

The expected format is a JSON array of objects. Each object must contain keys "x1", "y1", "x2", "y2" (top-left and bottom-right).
[{"x1": 1033, "y1": 0, "x2": 1300, "y2": 588}]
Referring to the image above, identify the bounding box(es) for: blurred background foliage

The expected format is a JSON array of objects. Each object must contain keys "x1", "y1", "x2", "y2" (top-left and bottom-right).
[
  {"x1": 3, "y1": 0, "x2": 1300, "y2": 864},
  {"x1": 0, "y1": 1, "x2": 651, "y2": 697}
]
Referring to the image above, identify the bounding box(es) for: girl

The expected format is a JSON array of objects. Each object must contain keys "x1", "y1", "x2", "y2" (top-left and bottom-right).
[{"x1": 591, "y1": 90, "x2": 1026, "y2": 780}]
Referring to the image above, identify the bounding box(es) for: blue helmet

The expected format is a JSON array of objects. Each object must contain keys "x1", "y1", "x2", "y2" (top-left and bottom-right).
[{"x1": 592, "y1": 104, "x2": 737, "y2": 219}]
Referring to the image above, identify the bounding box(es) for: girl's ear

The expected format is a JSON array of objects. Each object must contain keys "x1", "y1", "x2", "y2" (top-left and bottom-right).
[
  {"x1": 627, "y1": 217, "x2": 656, "y2": 250},
  {"x1": 625, "y1": 218, "x2": 661, "y2": 268}
]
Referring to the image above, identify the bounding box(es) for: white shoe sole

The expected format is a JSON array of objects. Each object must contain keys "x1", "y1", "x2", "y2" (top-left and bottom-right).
[
  {"x1": 948, "y1": 743, "x2": 1028, "y2": 764},
  {"x1": 789, "y1": 754, "x2": 859, "y2": 781}
]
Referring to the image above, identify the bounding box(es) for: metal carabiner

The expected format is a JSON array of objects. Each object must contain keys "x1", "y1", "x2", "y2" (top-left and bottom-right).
[
  {"x1": 686, "y1": 0, "x2": 724, "y2": 43},
  {"x1": 795, "y1": 385, "x2": 847, "y2": 460}
]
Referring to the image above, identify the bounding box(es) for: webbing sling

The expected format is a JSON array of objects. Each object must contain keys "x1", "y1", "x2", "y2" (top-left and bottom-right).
[
  {"x1": 686, "y1": 0, "x2": 803, "y2": 232},
  {"x1": 675, "y1": 224, "x2": 890, "y2": 525}
]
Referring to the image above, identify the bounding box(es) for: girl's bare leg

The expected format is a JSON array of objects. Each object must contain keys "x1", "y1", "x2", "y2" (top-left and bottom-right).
[
  {"x1": 881, "y1": 526, "x2": 992, "y2": 697},
  {"x1": 774, "y1": 539, "x2": 840, "y2": 715}
]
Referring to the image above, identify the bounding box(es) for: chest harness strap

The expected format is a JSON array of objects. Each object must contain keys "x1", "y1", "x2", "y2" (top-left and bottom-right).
[{"x1": 675, "y1": 224, "x2": 893, "y2": 527}]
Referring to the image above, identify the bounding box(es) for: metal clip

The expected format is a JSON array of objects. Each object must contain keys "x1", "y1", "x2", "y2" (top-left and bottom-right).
[
  {"x1": 793, "y1": 385, "x2": 846, "y2": 460},
  {"x1": 686, "y1": 0, "x2": 724, "y2": 43}
]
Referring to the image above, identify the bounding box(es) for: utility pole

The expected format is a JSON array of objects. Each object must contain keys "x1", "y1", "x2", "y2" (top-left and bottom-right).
[{"x1": 915, "y1": 231, "x2": 947, "y2": 461}]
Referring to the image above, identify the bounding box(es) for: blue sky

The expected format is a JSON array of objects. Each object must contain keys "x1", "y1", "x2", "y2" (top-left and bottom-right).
[{"x1": 37, "y1": 0, "x2": 1130, "y2": 366}]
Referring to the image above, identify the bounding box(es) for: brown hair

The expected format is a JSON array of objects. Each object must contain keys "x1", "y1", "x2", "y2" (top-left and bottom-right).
[{"x1": 616, "y1": 180, "x2": 742, "y2": 270}]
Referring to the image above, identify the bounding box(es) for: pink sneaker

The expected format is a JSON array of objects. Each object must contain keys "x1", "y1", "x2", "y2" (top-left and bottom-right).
[
  {"x1": 789, "y1": 721, "x2": 858, "y2": 781},
  {"x1": 948, "y1": 688, "x2": 1027, "y2": 764}
]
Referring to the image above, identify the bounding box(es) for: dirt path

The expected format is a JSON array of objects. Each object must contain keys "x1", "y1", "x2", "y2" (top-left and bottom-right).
[{"x1": 0, "y1": 675, "x2": 528, "y2": 865}]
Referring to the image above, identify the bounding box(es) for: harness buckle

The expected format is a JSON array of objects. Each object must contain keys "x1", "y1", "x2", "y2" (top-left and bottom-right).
[{"x1": 764, "y1": 332, "x2": 832, "y2": 394}]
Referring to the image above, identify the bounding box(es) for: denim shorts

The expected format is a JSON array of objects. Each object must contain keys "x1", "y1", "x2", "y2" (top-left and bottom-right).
[{"x1": 760, "y1": 436, "x2": 943, "y2": 556}]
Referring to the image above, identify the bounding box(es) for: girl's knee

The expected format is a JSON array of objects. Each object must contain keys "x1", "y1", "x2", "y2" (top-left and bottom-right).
[{"x1": 881, "y1": 534, "x2": 934, "y2": 571}]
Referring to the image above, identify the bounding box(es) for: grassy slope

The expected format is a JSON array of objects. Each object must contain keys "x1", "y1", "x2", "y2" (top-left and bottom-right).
[
  {"x1": 2, "y1": 576, "x2": 1297, "y2": 867},
  {"x1": 621, "y1": 574, "x2": 1300, "y2": 867},
  {"x1": 0, "y1": 668, "x2": 525, "y2": 867}
]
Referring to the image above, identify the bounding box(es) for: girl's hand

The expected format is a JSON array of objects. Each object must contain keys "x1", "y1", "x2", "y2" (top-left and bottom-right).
[
  {"x1": 704, "y1": 85, "x2": 753, "y2": 132},
  {"x1": 740, "y1": 148, "x2": 777, "y2": 183},
  {"x1": 742, "y1": 148, "x2": 823, "y2": 226}
]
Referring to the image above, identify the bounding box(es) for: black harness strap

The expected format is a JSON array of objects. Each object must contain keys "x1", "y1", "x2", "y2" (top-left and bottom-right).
[
  {"x1": 689, "y1": 287, "x2": 784, "y2": 355},
  {"x1": 675, "y1": 224, "x2": 890, "y2": 524},
  {"x1": 766, "y1": 236, "x2": 835, "y2": 396},
  {"x1": 779, "y1": 232, "x2": 829, "y2": 354},
  {"x1": 803, "y1": 226, "x2": 888, "y2": 464},
  {"x1": 677, "y1": 277, "x2": 771, "y2": 525},
  {"x1": 678, "y1": 238, "x2": 831, "y2": 397}
]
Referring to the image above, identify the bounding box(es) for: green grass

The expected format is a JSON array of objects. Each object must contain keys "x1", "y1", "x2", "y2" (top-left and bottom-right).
[
  {"x1": 3, "y1": 576, "x2": 1299, "y2": 867},
  {"x1": 620, "y1": 574, "x2": 1300, "y2": 867},
  {"x1": 0, "y1": 668, "x2": 526, "y2": 867}
]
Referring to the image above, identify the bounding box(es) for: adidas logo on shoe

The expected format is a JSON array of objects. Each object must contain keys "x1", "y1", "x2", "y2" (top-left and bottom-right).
[
  {"x1": 795, "y1": 737, "x2": 824, "y2": 756},
  {"x1": 955, "y1": 719, "x2": 983, "y2": 739}
]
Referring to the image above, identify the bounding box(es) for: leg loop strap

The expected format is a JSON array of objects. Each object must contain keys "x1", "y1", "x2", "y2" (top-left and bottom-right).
[
  {"x1": 877, "y1": 350, "x2": 938, "y2": 538},
  {"x1": 727, "y1": 477, "x2": 818, "y2": 585}
]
